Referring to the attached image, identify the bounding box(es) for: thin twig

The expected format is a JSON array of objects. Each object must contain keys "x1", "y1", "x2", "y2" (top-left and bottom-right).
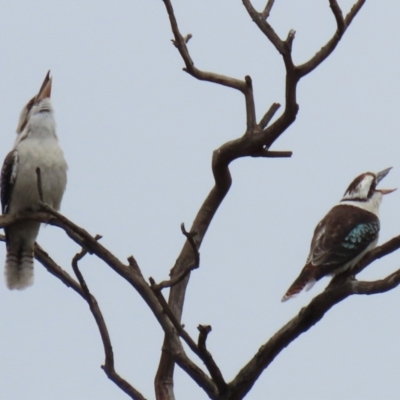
[
  {"x1": 150, "y1": 223, "x2": 200, "y2": 291},
  {"x1": 242, "y1": 0, "x2": 286, "y2": 54},
  {"x1": 151, "y1": 285, "x2": 227, "y2": 394},
  {"x1": 0, "y1": 232, "x2": 147, "y2": 400},
  {"x1": 252, "y1": 150, "x2": 293, "y2": 158},
  {"x1": 329, "y1": 0, "x2": 345, "y2": 33},
  {"x1": 261, "y1": 0, "x2": 275, "y2": 20},
  {"x1": 162, "y1": 0, "x2": 259, "y2": 134},
  {"x1": 258, "y1": 103, "x2": 281, "y2": 129},
  {"x1": 35, "y1": 242, "x2": 85, "y2": 298},
  {"x1": 127, "y1": 255, "x2": 142, "y2": 274},
  {"x1": 35, "y1": 167, "x2": 44, "y2": 203},
  {"x1": 230, "y1": 262, "x2": 400, "y2": 398},
  {"x1": 71, "y1": 241, "x2": 147, "y2": 400},
  {"x1": 344, "y1": 0, "x2": 366, "y2": 26},
  {"x1": 354, "y1": 268, "x2": 400, "y2": 295},
  {"x1": 197, "y1": 325, "x2": 227, "y2": 394},
  {"x1": 163, "y1": 0, "x2": 246, "y2": 93},
  {"x1": 297, "y1": 0, "x2": 366, "y2": 77}
]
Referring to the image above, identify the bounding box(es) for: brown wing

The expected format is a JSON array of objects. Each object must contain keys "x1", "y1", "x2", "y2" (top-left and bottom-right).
[
  {"x1": 1, "y1": 150, "x2": 18, "y2": 214},
  {"x1": 282, "y1": 204, "x2": 380, "y2": 301},
  {"x1": 307, "y1": 204, "x2": 379, "y2": 278}
]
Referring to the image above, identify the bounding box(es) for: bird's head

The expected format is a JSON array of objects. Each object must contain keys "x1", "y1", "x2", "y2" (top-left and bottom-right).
[
  {"x1": 16, "y1": 71, "x2": 52, "y2": 134},
  {"x1": 341, "y1": 168, "x2": 396, "y2": 205}
]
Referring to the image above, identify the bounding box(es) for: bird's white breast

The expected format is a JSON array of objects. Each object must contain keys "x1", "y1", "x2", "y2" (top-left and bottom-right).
[{"x1": 9, "y1": 112, "x2": 67, "y2": 213}]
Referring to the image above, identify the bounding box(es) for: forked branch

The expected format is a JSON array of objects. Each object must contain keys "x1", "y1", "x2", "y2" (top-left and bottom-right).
[
  {"x1": 229, "y1": 236, "x2": 400, "y2": 398},
  {"x1": 150, "y1": 223, "x2": 200, "y2": 291},
  {"x1": 0, "y1": 233, "x2": 147, "y2": 400},
  {"x1": 71, "y1": 244, "x2": 146, "y2": 400},
  {"x1": 162, "y1": 0, "x2": 256, "y2": 132},
  {"x1": 156, "y1": 0, "x2": 369, "y2": 399},
  {"x1": 1, "y1": 1, "x2": 375, "y2": 399}
]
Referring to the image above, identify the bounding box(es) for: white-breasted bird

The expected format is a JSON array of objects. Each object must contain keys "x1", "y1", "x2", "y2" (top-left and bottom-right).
[
  {"x1": 1, "y1": 72, "x2": 67, "y2": 290},
  {"x1": 282, "y1": 168, "x2": 396, "y2": 301}
]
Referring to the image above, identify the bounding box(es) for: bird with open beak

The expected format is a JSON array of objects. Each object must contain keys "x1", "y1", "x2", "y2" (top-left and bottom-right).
[
  {"x1": 282, "y1": 168, "x2": 396, "y2": 301},
  {"x1": 1, "y1": 71, "x2": 68, "y2": 289}
]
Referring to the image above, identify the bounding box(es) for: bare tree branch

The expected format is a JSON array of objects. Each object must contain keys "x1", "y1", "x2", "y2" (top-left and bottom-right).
[
  {"x1": 35, "y1": 168, "x2": 44, "y2": 203},
  {"x1": 150, "y1": 223, "x2": 199, "y2": 292},
  {"x1": 329, "y1": 0, "x2": 345, "y2": 33},
  {"x1": 354, "y1": 269, "x2": 400, "y2": 295},
  {"x1": 261, "y1": 0, "x2": 275, "y2": 20},
  {"x1": 252, "y1": 150, "x2": 293, "y2": 158},
  {"x1": 71, "y1": 244, "x2": 147, "y2": 400},
  {"x1": 156, "y1": 0, "x2": 367, "y2": 398},
  {"x1": 2, "y1": 208, "x2": 400, "y2": 400},
  {"x1": 297, "y1": 0, "x2": 366, "y2": 77},
  {"x1": 150, "y1": 281, "x2": 226, "y2": 395},
  {"x1": 345, "y1": 0, "x2": 366, "y2": 26},
  {"x1": 0, "y1": 1, "x2": 373, "y2": 399},
  {"x1": 329, "y1": 234, "x2": 400, "y2": 287},
  {"x1": 0, "y1": 207, "x2": 217, "y2": 397},
  {"x1": 35, "y1": 242, "x2": 85, "y2": 298},
  {"x1": 42, "y1": 210, "x2": 218, "y2": 398},
  {"x1": 197, "y1": 325, "x2": 227, "y2": 394},
  {"x1": 229, "y1": 261, "x2": 400, "y2": 398},
  {"x1": 162, "y1": 0, "x2": 244, "y2": 94},
  {"x1": 0, "y1": 233, "x2": 147, "y2": 400},
  {"x1": 242, "y1": 0, "x2": 285, "y2": 54},
  {"x1": 162, "y1": 0, "x2": 257, "y2": 134},
  {"x1": 258, "y1": 103, "x2": 280, "y2": 130}
]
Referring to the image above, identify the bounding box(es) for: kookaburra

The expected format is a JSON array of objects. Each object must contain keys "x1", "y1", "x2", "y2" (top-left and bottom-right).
[
  {"x1": 1, "y1": 72, "x2": 67, "y2": 290},
  {"x1": 282, "y1": 168, "x2": 395, "y2": 301}
]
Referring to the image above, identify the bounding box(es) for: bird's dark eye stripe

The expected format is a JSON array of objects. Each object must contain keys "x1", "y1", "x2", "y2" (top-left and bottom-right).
[{"x1": 367, "y1": 181, "x2": 377, "y2": 198}]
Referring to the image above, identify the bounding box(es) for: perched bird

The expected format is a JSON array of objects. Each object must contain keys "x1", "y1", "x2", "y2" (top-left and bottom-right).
[
  {"x1": 282, "y1": 168, "x2": 395, "y2": 302},
  {"x1": 1, "y1": 72, "x2": 67, "y2": 290}
]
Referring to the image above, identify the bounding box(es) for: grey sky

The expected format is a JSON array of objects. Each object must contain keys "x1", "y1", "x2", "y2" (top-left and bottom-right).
[{"x1": 0, "y1": 1, "x2": 399, "y2": 399}]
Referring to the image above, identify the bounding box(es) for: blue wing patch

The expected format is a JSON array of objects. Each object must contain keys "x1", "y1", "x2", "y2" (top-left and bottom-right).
[{"x1": 342, "y1": 222, "x2": 380, "y2": 249}]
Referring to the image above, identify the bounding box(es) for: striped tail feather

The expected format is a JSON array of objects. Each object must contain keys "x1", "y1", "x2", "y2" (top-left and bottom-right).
[
  {"x1": 3, "y1": 221, "x2": 39, "y2": 290},
  {"x1": 282, "y1": 264, "x2": 316, "y2": 302},
  {"x1": 5, "y1": 249, "x2": 34, "y2": 290}
]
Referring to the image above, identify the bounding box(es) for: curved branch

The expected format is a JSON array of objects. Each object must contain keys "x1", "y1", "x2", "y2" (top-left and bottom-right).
[
  {"x1": 242, "y1": 0, "x2": 285, "y2": 54},
  {"x1": 229, "y1": 254, "x2": 400, "y2": 398},
  {"x1": 0, "y1": 234, "x2": 147, "y2": 400},
  {"x1": 297, "y1": 0, "x2": 366, "y2": 77},
  {"x1": 0, "y1": 209, "x2": 218, "y2": 399},
  {"x1": 151, "y1": 288, "x2": 227, "y2": 394},
  {"x1": 329, "y1": 0, "x2": 345, "y2": 33},
  {"x1": 261, "y1": 0, "x2": 275, "y2": 20},
  {"x1": 329, "y1": 234, "x2": 400, "y2": 287},
  {"x1": 162, "y1": 0, "x2": 256, "y2": 133},
  {"x1": 157, "y1": 1, "x2": 366, "y2": 398},
  {"x1": 71, "y1": 245, "x2": 147, "y2": 400},
  {"x1": 150, "y1": 223, "x2": 200, "y2": 291},
  {"x1": 355, "y1": 269, "x2": 400, "y2": 295}
]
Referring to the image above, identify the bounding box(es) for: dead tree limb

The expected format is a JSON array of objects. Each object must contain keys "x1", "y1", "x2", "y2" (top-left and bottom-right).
[
  {"x1": 71, "y1": 244, "x2": 147, "y2": 400},
  {"x1": 0, "y1": 233, "x2": 148, "y2": 400},
  {"x1": 156, "y1": 1, "x2": 366, "y2": 398}
]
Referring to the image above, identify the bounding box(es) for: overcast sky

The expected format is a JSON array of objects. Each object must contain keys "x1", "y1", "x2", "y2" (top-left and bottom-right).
[{"x1": 0, "y1": 1, "x2": 400, "y2": 399}]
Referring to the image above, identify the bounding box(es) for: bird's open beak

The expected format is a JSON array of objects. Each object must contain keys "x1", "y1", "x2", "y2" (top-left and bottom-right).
[
  {"x1": 376, "y1": 167, "x2": 396, "y2": 195},
  {"x1": 36, "y1": 70, "x2": 52, "y2": 101}
]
